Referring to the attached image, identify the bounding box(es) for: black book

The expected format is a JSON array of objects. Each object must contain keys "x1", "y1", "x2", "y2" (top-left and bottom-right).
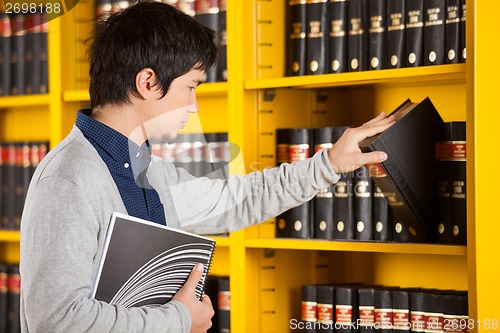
[
  {"x1": 391, "y1": 211, "x2": 412, "y2": 243},
  {"x1": 39, "y1": 15, "x2": 48, "y2": 94},
  {"x1": 302, "y1": 284, "x2": 318, "y2": 333},
  {"x1": 0, "y1": 264, "x2": 7, "y2": 333},
  {"x1": 92, "y1": 212, "x2": 216, "y2": 307},
  {"x1": 347, "y1": 0, "x2": 369, "y2": 72},
  {"x1": 358, "y1": 287, "x2": 376, "y2": 333},
  {"x1": 423, "y1": 0, "x2": 445, "y2": 66},
  {"x1": 96, "y1": 0, "x2": 113, "y2": 22},
  {"x1": 288, "y1": 0, "x2": 308, "y2": 76},
  {"x1": 386, "y1": 0, "x2": 406, "y2": 68},
  {"x1": 194, "y1": 0, "x2": 219, "y2": 82},
  {"x1": 409, "y1": 290, "x2": 426, "y2": 333},
  {"x1": 372, "y1": 184, "x2": 392, "y2": 242},
  {"x1": 441, "y1": 291, "x2": 467, "y2": 333},
  {"x1": 10, "y1": 14, "x2": 25, "y2": 96},
  {"x1": 328, "y1": 0, "x2": 349, "y2": 74},
  {"x1": 7, "y1": 265, "x2": 20, "y2": 333},
  {"x1": 275, "y1": 128, "x2": 290, "y2": 238},
  {"x1": 2, "y1": 142, "x2": 17, "y2": 230},
  {"x1": 306, "y1": 0, "x2": 329, "y2": 75},
  {"x1": 354, "y1": 165, "x2": 373, "y2": 241},
  {"x1": 216, "y1": 276, "x2": 230, "y2": 333},
  {"x1": 450, "y1": 121, "x2": 466, "y2": 244},
  {"x1": 424, "y1": 292, "x2": 444, "y2": 333},
  {"x1": 374, "y1": 288, "x2": 393, "y2": 333},
  {"x1": 444, "y1": 0, "x2": 460, "y2": 64},
  {"x1": 24, "y1": 13, "x2": 42, "y2": 94},
  {"x1": 317, "y1": 285, "x2": 335, "y2": 333},
  {"x1": 392, "y1": 290, "x2": 410, "y2": 333},
  {"x1": 288, "y1": 128, "x2": 312, "y2": 239},
  {"x1": 15, "y1": 142, "x2": 31, "y2": 231},
  {"x1": 459, "y1": 0, "x2": 465, "y2": 63},
  {"x1": 313, "y1": 127, "x2": 334, "y2": 240},
  {"x1": 405, "y1": 0, "x2": 424, "y2": 67},
  {"x1": 0, "y1": 13, "x2": 11, "y2": 96},
  {"x1": 332, "y1": 126, "x2": 354, "y2": 240},
  {"x1": 435, "y1": 122, "x2": 453, "y2": 244},
  {"x1": 359, "y1": 97, "x2": 444, "y2": 243},
  {"x1": 368, "y1": 0, "x2": 387, "y2": 70},
  {"x1": 204, "y1": 132, "x2": 230, "y2": 180},
  {"x1": 217, "y1": 0, "x2": 227, "y2": 82},
  {"x1": 335, "y1": 286, "x2": 358, "y2": 333}
]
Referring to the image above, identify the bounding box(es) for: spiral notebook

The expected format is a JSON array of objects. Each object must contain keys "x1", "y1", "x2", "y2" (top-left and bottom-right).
[{"x1": 91, "y1": 212, "x2": 216, "y2": 308}]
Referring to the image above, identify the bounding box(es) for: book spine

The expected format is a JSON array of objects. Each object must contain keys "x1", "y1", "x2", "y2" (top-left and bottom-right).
[
  {"x1": 217, "y1": 0, "x2": 227, "y2": 81},
  {"x1": 7, "y1": 265, "x2": 20, "y2": 333},
  {"x1": 275, "y1": 129, "x2": 290, "y2": 238},
  {"x1": 0, "y1": 264, "x2": 7, "y2": 333},
  {"x1": 450, "y1": 121, "x2": 466, "y2": 244},
  {"x1": 424, "y1": 293, "x2": 444, "y2": 333},
  {"x1": 435, "y1": 122, "x2": 453, "y2": 244},
  {"x1": 459, "y1": 0, "x2": 465, "y2": 62},
  {"x1": 444, "y1": 0, "x2": 460, "y2": 64},
  {"x1": 392, "y1": 290, "x2": 410, "y2": 333},
  {"x1": 0, "y1": 14, "x2": 11, "y2": 96},
  {"x1": 332, "y1": 127, "x2": 354, "y2": 240},
  {"x1": 39, "y1": 16, "x2": 48, "y2": 94},
  {"x1": 317, "y1": 285, "x2": 335, "y2": 333},
  {"x1": 306, "y1": 0, "x2": 329, "y2": 75},
  {"x1": 409, "y1": 291, "x2": 426, "y2": 333},
  {"x1": 374, "y1": 289, "x2": 393, "y2": 333},
  {"x1": 177, "y1": 0, "x2": 196, "y2": 17},
  {"x1": 217, "y1": 277, "x2": 230, "y2": 333},
  {"x1": 2, "y1": 143, "x2": 16, "y2": 230},
  {"x1": 313, "y1": 127, "x2": 334, "y2": 240},
  {"x1": 288, "y1": 0, "x2": 308, "y2": 76},
  {"x1": 24, "y1": 13, "x2": 41, "y2": 94},
  {"x1": 190, "y1": 133, "x2": 205, "y2": 178},
  {"x1": 405, "y1": 0, "x2": 424, "y2": 67},
  {"x1": 423, "y1": 0, "x2": 446, "y2": 66},
  {"x1": 328, "y1": 0, "x2": 348, "y2": 73},
  {"x1": 302, "y1": 284, "x2": 318, "y2": 333},
  {"x1": 204, "y1": 132, "x2": 229, "y2": 180},
  {"x1": 386, "y1": 0, "x2": 405, "y2": 68},
  {"x1": 368, "y1": 0, "x2": 387, "y2": 70},
  {"x1": 96, "y1": 0, "x2": 113, "y2": 22},
  {"x1": 354, "y1": 165, "x2": 373, "y2": 241},
  {"x1": 335, "y1": 286, "x2": 358, "y2": 333},
  {"x1": 10, "y1": 14, "x2": 26, "y2": 96},
  {"x1": 174, "y1": 133, "x2": 194, "y2": 175},
  {"x1": 194, "y1": 0, "x2": 219, "y2": 82},
  {"x1": 358, "y1": 288, "x2": 376, "y2": 333},
  {"x1": 288, "y1": 128, "x2": 312, "y2": 239},
  {"x1": 347, "y1": 0, "x2": 369, "y2": 71},
  {"x1": 372, "y1": 184, "x2": 392, "y2": 242}
]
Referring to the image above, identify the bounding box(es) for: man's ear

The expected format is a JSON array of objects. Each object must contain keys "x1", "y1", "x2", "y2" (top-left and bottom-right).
[{"x1": 135, "y1": 68, "x2": 161, "y2": 99}]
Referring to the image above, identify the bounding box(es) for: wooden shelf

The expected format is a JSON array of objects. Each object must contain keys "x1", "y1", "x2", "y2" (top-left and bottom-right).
[
  {"x1": 245, "y1": 64, "x2": 466, "y2": 90},
  {"x1": 245, "y1": 238, "x2": 467, "y2": 256},
  {"x1": 63, "y1": 82, "x2": 229, "y2": 102},
  {"x1": 0, "y1": 231, "x2": 20, "y2": 242},
  {"x1": 210, "y1": 235, "x2": 230, "y2": 248},
  {"x1": 0, "y1": 95, "x2": 51, "y2": 108}
]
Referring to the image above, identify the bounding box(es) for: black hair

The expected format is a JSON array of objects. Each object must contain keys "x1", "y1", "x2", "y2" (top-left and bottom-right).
[{"x1": 87, "y1": 1, "x2": 217, "y2": 108}]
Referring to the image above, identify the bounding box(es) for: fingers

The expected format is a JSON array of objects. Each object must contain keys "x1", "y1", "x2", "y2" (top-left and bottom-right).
[
  {"x1": 362, "y1": 111, "x2": 387, "y2": 125},
  {"x1": 358, "y1": 151, "x2": 388, "y2": 166},
  {"x1": 201, "y1": 294, "x2": 212, "y2": 307},
  {"x1": 355, "y1": 118, "x2": 395, "y2": 142},
  {"x1": 182, "y1": 263, "x2": 204, "y2": 291}
]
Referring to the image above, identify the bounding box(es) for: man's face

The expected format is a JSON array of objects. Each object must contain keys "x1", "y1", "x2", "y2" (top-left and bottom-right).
[{"x1": 142, "y1": 68, "x2": 204, "y2": 144}]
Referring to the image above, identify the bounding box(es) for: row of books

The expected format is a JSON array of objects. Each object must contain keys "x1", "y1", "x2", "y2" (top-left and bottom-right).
[
  {"x1": 287, "y1": 0, "x2": 466, "y2": 76},
  {"x1": 0, "y1": 141, "x2": 49, "y2": 231},
  {"x1": 95, "y1": 0, "x2": 227, "y2": 82},
  {"x1": 300, "y1": 283, "x2": 468, "y2": 333},
  {"x1": 206, "y1": 275, "x2": 230, "y2": 333},
  {"x1": 274, "y1": 118, "x2": 466, "y2": 244},
  {"x1": 151, "y1": 132, "x2": 230, "y2": 180},
  {"x1": 0, "y1": 13, "x2": 49, "y2": 96},
  {"x1": 0, "y1": 264, "x2": 20, "y2": 333}
]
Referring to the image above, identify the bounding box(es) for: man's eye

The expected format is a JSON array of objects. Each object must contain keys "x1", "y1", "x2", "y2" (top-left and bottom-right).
[{"x1": 189, "y1": 86, "x2": 196, "y2": 91}]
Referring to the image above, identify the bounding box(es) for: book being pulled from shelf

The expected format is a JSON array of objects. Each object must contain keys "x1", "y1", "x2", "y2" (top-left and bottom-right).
[{"x1": 91, "y1": 212, "x2": 216, "y2": 307}]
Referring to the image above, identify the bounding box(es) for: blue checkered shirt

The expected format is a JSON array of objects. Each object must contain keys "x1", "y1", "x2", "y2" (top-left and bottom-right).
[{"x1": 76, "y1": 109, "x2": 167, "y2": 225}]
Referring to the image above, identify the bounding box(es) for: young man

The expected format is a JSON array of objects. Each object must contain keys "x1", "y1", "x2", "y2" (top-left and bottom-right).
[{"x1": 20, "y1": 2, "x2": 393, "y2": 332}]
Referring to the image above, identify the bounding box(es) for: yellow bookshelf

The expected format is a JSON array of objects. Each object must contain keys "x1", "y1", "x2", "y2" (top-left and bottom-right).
[{"x1": 1, "y1": 0, "x2": 500, "y2": 331}]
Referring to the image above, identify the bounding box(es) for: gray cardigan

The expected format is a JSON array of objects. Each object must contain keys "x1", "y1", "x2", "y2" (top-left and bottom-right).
[{"x1": 20, "y1": 126, "x2": 339, "y2": 333}]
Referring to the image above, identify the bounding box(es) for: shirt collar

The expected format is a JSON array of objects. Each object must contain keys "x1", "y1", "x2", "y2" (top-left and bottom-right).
[{"x1": 75, "y1": 109, "x2": 152, "y2": 170}]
